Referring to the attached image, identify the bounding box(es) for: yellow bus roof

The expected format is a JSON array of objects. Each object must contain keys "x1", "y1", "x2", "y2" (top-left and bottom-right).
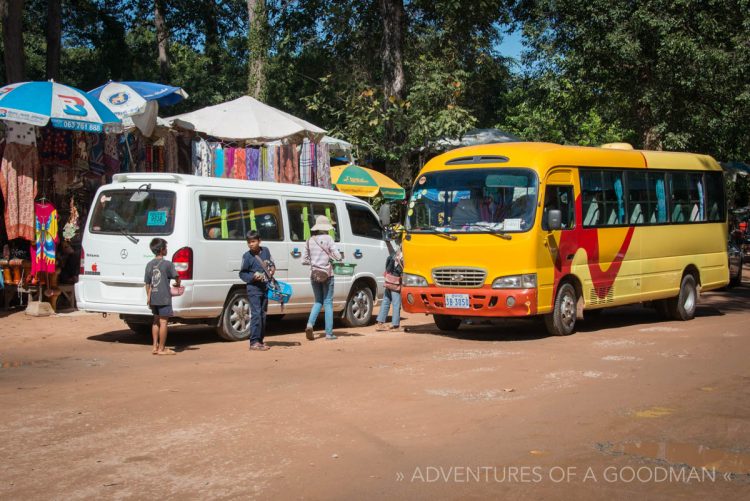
[{"x1": 420, "y1": 142, "x2": 722, "y2": 177}]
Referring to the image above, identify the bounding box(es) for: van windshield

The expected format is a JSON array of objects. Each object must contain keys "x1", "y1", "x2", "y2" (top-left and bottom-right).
[
  {"x1": 89, "y1": 190, "x2": 176, "y2": 235},
  {"x1": 407, "y1": 168, "x2": 538, "y2": 233}
]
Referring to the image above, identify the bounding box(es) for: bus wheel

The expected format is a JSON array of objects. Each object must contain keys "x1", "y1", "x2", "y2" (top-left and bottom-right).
[
  {"x1": 217, "y1": 290, "x2": 252, "y2": 341},
  {"x1": 434, "y1": 314, "x2": 461, "y2": 331},
  {"x1": 667, "y1": 274, "x2": 697, "y2": 321},
  {"x1": 545, "y1": 282, "x2": 577, "y2": 336},
  {"x1": 342, "y1": 282, "x2": 373, "y2": 328}
]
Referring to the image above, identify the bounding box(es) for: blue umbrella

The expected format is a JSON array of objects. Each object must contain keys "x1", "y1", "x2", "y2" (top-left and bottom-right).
[
  {"x1": 0, "y1": 81, "x2": 121, "y2": 132},
  {"x1": 88, "y1": 81, "x2": 188, "y2": 119}
]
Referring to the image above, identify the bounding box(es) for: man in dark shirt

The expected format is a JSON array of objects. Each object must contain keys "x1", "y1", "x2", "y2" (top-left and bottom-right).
[{"x1": 239, "y1": 230, "x2": 275, "y2": 351}]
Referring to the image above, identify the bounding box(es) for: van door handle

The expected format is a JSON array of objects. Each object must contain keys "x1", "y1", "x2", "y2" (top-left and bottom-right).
[
  {"x1": 291, "y1": 248, "x2": 301, "y2": 258},
  {"x1": 354, "y1": 249, "x2": 363, "y2": 259}
]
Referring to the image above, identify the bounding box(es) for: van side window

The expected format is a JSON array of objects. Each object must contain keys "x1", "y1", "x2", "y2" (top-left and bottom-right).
[
  {"x1": 201, "y1": 196, "x2": 243, "y2": 239},
  {"x1": 200, "y1": 196, "x2": 282, "y2": 240},
  {"x1": 287, "y1": 201, "x2": 340, "y2": 242},
  {"x1": 346, "y1": 203, "x2": 384, "y2": 240},
  {"x1": 542, "y1": 185, "x2": 575, "y2": 230},
  {"x1": 241, "y1": 198, "x2": 283, "y2": 241}
]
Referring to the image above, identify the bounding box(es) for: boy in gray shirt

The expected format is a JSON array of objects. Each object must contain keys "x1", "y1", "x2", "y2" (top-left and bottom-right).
[{"x1": 144, "y1": 238, "x2": 181, "y2": 355}]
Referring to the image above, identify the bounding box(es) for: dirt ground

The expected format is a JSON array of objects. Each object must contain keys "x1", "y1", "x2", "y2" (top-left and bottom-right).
[{"x1": 1, "y1": 269, "x2": 749, "y2": 500}]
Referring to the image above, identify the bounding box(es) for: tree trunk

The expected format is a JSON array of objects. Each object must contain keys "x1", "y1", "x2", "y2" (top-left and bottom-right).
[
  {"x1": 45, "y1": 0, "x2": 61, "y2": 80},
  {"x1": 154, "y1": 0, "x2": 170, "y2": 80},
  {"x1": 2, "y1": 0, "x2": 26, "y2": 83},
  {"x1": 379, "y1": 0, "x2": 405, "y2": 101},
  {"x1": 378, "y1": 0, "x2": 407, "y2": 181},
  {"x1": 246, "y1": 0, "x2": 267, "y2": 100},
  {"x1": 203, "y1": 1, "x2": 220, "y2": 76}
]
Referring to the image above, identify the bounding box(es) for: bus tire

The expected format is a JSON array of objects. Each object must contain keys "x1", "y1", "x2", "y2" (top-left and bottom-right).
[
  {"x1": 729, "y1": 257, "x2": 743, "y2": 287},
  {"x1": 125, "y1": 320, "x2": 151, "y2": 337},
  {"x1": 342, "y1": 282, "x2": 373, "y2": 328},
  {"x1": 666, "y1": 274, "x2": 697, "y2": 321},
  {"x1": 434, "y1": 314, "x2": 461, "y2": 331},
  {"x1": 217, "y1": 290, "x2": 252, "y2": 341},
  {"x1": 544, "y1": 282, "x2": 577, "y2": 336}
]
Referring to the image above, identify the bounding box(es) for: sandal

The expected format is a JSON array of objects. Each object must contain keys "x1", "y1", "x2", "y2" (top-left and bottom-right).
[
  {"x1": 250, "y1": 343, "x2": 270, "y2": 351},
  {"x1": 157, "y1": 348, "x2": 176, "y2": 355},
  {"x1": 389, "y1": 326, "x2": 404, "y2": 332},
  {"x1": 375, "y1": 323, "x2": 389, "y2": 331}
]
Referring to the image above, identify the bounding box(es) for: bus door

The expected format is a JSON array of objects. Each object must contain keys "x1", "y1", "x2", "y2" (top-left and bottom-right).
[{"x1": 538, "y1": 170, "x2": 577, "y2": 313}]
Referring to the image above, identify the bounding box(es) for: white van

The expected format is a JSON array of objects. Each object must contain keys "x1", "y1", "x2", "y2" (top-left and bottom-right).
[{"x1": 76, "y1": 173, "x2": 390, "y2": 340}]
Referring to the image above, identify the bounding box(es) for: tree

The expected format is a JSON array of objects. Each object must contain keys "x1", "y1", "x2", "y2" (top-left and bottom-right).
[
  {"x1": 154, "y1": 0, "x2": 169, "y2": 80},
  {"x1": 246, "y1": 0, "x2": 267, "y2": 99},
  {"x1": 2, "y1": 0, "x2": 26, "y2": 82},
  {"x1": 45, "y1": 0, "x2": 61, "y2": 80},
  {"x1": 514, "y1": 0, "x2": 750, "y2": 160}
]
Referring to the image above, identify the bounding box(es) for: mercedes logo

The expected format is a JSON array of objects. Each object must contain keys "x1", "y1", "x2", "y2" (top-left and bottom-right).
[{"x1": 120, "y1": 249, "x2": 128, "y2": 259}]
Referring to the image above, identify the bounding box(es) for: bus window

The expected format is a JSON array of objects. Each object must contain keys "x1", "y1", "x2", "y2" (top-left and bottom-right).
[
  {"x1": 627, "y1": 171, "x2": 648, "y2": 224},
  {"x1": 542, "y1": 185, "x2": 575, "y2": 230},
  {"x1": 669, "y1": 172, "x2": 696, "y2": 223},
  {"x1": 581, "y1": 170, "x2": 603, "y2": 227},
  {"x1": 602, "y1": 171, "x2": 625, "y2": 225},
  {"x1": 705, "y1": 172, "x2": 725, "y2": 222}
]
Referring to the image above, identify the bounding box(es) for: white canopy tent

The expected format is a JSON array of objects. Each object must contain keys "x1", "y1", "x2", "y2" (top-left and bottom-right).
[{"x1": 166, "y1": 95, "x2": 326, "y2": 143}]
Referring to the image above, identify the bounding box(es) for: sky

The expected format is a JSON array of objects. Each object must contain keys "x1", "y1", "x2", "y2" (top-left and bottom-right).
[{"x1": 497, "y1": 29, "x2": 525, "y2": 61}]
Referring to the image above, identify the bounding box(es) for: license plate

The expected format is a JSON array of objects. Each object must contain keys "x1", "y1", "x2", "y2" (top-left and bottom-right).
[{"x1": 445, "y1": 294, "x2": 470, "y2": 309}]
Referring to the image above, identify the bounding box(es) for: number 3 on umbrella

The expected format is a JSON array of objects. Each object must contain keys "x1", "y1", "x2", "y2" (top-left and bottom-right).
[{"x1": 58, "y1": 94, "x2": 88, "y2": 117}]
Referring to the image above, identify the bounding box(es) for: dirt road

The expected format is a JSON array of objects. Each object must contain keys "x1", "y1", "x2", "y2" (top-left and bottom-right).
[{"x1": 1, "y1": 275, "x2": 749, "y2": 499}]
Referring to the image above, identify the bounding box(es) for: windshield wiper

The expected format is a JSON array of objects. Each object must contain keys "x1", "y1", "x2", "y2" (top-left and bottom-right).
[
  {"x1": 424, "y1": 228, "x2": 458, "y2": 240},
  {"x1": 118, "y1": 227, "x2": 139, "y2": 244},
  {"x1": 468, "y1": 223, "x2": 512, "y2": 240}
]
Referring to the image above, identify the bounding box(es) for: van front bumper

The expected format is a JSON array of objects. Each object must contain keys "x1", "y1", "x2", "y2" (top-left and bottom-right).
[{"x1": 401, "y1": 285, "x2": 538, "y2": 317}]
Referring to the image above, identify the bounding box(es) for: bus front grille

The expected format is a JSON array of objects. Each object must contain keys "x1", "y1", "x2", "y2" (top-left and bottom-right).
[{"x1": 432, "y1": 267, "x2": 487, "y2": 288}]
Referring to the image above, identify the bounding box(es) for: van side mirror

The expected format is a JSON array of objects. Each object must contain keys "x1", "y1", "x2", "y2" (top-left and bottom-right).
[
  {"x1": 378, "y1": 203, "x2": 391, "y2": 226},
  {"x1": 547, "y1": 209, "x2": 562, "y2": 231}
]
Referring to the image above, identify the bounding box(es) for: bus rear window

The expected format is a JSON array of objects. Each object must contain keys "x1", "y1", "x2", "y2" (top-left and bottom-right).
[{"x1": 89, "y1": 190, "x2": 176, "y2": 235}]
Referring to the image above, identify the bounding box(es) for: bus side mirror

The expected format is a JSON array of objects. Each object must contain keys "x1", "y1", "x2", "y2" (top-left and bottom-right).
[{"x1": 547, "y1": 210, "x2": 562, "y2": 231}]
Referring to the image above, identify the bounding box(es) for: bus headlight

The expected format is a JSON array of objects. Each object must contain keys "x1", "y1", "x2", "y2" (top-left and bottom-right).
[
  {"x1": 402, "y1": 273, "x2": 428, "y2": 287},
  {"x1": 492, "y1": 273, "x2": 537, "y2": 289}
]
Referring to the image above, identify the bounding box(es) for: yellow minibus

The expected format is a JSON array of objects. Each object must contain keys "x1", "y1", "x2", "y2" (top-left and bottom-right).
[{"x1": 401, "y1": 142, "x2": 728, "y2": 335}]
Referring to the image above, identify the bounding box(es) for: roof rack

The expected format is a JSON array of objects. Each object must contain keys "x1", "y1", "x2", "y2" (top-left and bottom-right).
[{"x1": 445, "y1": 155, "x2": 509, "y2": 165}]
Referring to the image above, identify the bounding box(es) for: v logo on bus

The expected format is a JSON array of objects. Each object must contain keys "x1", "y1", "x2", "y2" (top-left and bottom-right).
[{"x1": 552, "y1": 195, "x2": 635, "y2": 302}]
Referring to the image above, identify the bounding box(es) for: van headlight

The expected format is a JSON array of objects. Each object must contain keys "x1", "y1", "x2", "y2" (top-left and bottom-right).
[
  {"x1": 492, "y1": 273, "x2": 537, "y2": 289},
  {"x1": 402, "y1": 273, "x2": 428, "y2": 287}
]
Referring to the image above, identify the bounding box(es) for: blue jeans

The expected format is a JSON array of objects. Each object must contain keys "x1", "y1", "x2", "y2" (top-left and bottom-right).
[
  {"x1": 308, "y1": 277, "x2": 335, "y2": 336},
  {"x1": 376, "y1": 288, "x2": 401, "y2": 327},
  {"x1": 248, "y1": 293, "x2": 268, "y2": 345}
]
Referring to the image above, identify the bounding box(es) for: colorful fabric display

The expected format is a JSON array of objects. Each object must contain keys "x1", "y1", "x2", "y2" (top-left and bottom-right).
[
  {"x1": 212, "y1": 144, "x2": 224, "y2": 177},
  {"x1": 38, "y1": 127, "x2": 72, "y2": 166},
  {"x1": 30, "y1": 201, "x2": 58, "y2": 275},
  {"x1": 247, "y1": 147, "x2": 260, "y2": 181},
  {"x1": 0, "y1": 143, "x2": 38, "y2": 241},
  {"x1": 276, "y1": 144, "x2": 299, "y2": 184},
  {"x1": 316, "y1": 142, "x2": 332, "y2": 189},
  {"x1": 233, "y1": 148, "x2": 246, "y2": 180},
  {"x1": 299, "y1": 141, "x2": 314, "y2": 186}
]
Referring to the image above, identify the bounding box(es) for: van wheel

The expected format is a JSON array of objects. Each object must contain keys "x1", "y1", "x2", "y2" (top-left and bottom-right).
[
  {"x1": 217, "y1": 290, "x2": 251, "y2": 341},
  {"x1": 544, "y1": 282, "x2": 577, "y2": 336},
  {"x1": 342, "y1": 283, "x2": 373, "y2": 328},
  {"x1": 434, "y1": 314, "x2": 461, "y2": 331},
  {"x1": 666, "y1": 274, "x2": 697, "y2": 321},
  {"x1": 125, "y1": 320, "x2": 151, "y2": 337}
]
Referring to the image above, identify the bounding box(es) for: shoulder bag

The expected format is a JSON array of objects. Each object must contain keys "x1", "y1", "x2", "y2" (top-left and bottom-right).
[{"x1": 308, "y1": 237, "x2": 334, "y2": 283}]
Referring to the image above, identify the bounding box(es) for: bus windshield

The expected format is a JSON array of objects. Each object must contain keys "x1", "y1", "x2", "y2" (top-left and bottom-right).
[{"x1": 407, "y1": 168, "x2": 538, "y2": 233}]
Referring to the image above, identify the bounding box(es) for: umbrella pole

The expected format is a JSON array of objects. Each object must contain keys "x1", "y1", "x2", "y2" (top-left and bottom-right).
[{"x1": 125, "y1": 131, "x2": 135, "y2": 170}]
